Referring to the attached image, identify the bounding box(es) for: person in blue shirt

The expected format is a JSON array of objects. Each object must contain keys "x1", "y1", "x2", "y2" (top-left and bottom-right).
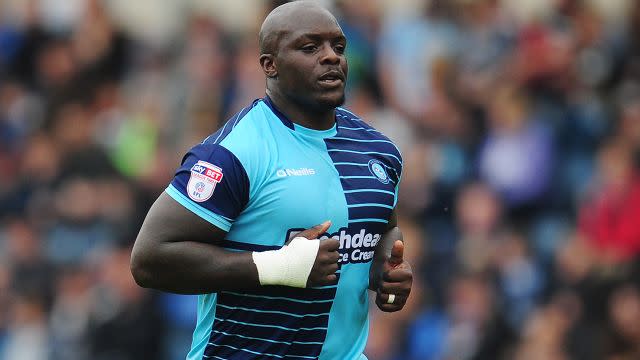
[{"x1": 130, "y1": 2, "x2": 413, "y2": 359}]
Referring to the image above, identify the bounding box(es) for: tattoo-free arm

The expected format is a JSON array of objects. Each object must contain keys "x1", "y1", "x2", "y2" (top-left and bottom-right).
[
  {"x1": 130, "y1": 192, "x2": 340, "y2": 294},
  {"x1": 369, "y1": 209, "x2": 401, "y2": 291},
  {"x1": 369, "y1": 208, "x2": 412, "y2": 311},
  {"x1": 130, "y1": 192, "x2": 261, "y2": 294}
]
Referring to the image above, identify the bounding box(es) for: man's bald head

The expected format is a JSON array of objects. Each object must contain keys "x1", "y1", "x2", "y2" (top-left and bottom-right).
[
  {"x1": 258, "y1": 1, "x2": 348, "y2": 112},
  {"x1": 259, "y1": 1, "x2": 339, "y2": 55}
]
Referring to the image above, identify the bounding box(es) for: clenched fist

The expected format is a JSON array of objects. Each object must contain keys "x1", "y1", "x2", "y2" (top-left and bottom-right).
[
  {"x1": 294, "y1": 221, "x2": 340, "y2": 287},
  {"x1": 374, "y1": 240, "x2": 412, "y2": 312}
]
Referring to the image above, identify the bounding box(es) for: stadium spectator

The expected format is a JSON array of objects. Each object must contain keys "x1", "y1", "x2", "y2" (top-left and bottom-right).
[{"x1": 579, "y1": 139, "x2": 640, "y2": 262}]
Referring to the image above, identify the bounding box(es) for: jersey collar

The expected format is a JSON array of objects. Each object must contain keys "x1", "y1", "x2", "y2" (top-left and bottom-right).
[{"x1": 262, "y1": 96, "x2": 295, "y2": 130}]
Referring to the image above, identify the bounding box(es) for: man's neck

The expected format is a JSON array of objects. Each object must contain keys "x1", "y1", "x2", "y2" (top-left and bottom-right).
[{"x1": 266, "y1": 90, "x2": 336, "y2": 130}]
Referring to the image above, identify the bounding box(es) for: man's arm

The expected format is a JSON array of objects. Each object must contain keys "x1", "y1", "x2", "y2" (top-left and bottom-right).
[
  {"x1": 130, "y1": 192, "x2": 339, "y2": 294},
  {"x1": 369, "y1": 208, "x2": 413, "y2": 312},
  {"x1": 369, "y1": 209, "x2": 399, "y2": 291}
]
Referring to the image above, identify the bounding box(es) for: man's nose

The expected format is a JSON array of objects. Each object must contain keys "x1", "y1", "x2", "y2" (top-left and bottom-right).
[{"x1": 319, "y1": 44, "x2": 340, "y2": 65}]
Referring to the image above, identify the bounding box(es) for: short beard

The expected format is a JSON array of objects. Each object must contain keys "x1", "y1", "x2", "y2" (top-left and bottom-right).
[
  {"x1": 316, "y1": 93, "x2": 345, "y2": 109},
  {"x1": 283, "y1": 88, "x2": 346, "y2": 114}
]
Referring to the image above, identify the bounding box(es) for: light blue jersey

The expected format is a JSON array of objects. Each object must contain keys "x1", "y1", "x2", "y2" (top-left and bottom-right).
[{"x1": 166, "y1": 97, "x2": 403, "y2": 360}]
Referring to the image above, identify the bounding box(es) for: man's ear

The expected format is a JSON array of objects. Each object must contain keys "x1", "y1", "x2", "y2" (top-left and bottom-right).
[{"x1": 259, "y1": 54, "x2": 277, "y2": 78}]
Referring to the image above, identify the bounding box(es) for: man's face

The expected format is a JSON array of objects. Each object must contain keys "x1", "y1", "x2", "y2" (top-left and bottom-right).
[{"x1": 273, "y1": 14, "x2": 348, "y2": 110}]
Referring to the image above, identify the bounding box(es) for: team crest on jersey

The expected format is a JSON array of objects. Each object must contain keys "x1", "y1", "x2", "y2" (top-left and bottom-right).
[
  {"x1": 368, "y1": 159, "x2": 389, "y2": 184},
  {"x1": 187, "y1": 160, "x2": 223, "y2": 202}
]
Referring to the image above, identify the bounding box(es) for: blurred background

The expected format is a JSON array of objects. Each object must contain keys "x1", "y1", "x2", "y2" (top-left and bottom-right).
[{"x1": 1, "y1": 0, "x2": 640, "y2": 359}]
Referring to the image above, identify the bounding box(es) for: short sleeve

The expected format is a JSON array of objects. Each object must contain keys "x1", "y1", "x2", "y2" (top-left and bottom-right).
[{"x1": 165, "y1": 143, "x2": 250, "y2": 232}]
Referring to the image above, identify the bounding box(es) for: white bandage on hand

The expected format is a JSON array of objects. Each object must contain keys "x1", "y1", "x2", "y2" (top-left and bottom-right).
[{"x1": 252, "y1": 237, "x2": 320, "y2": 288}]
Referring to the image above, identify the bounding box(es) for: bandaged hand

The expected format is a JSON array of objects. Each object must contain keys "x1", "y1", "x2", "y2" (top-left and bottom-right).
[{"x1": 252, "y1": 221, "x2": 340, "y2": 288}]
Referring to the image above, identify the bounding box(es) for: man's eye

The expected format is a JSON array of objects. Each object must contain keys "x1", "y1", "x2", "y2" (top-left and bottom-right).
[
  {"x1": 302, "y1": 45, "x2": 317, "y2": 52},
  {"x1": 334, "y1": 44, "x2": 346, "y2": 54}
]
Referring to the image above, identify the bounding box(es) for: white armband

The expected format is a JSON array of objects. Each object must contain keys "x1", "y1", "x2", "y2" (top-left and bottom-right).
[{"x1": 251, "y1": 237, "x2": 320, "y2": 288}]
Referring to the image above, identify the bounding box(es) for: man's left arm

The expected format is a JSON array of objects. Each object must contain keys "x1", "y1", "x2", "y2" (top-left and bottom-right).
[{"x1": 369, "y1": 208, "x2": 413, "y2": 312}]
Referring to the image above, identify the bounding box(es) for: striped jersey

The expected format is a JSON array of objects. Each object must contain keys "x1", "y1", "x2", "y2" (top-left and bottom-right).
[{"x1": 166, "y1": 96, "x2": 403, "y2": 360}]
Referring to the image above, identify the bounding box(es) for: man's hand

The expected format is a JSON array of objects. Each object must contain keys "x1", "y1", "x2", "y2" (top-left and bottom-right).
[
  {"x1": 294, "y1": 221, "x2": 340, "y2": 287},
  {"x1": 375, "y1": 240, "x2": 412, "y2": 312}
]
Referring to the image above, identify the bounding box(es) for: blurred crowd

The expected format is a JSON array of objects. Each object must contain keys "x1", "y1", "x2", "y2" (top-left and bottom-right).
[{"x1": 1, "y1": 0, "x2": 640, "y2": 359}]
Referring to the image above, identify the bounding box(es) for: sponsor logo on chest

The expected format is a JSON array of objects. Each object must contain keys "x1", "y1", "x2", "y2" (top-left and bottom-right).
[
  {"x1": 323, "y1": 229, "x2": 381, "y2": 264},
  {"x1": 287, "y1": 228, "x2": 381, "y2": 265},
  {"x1": 276, "y1": 168, "x2": 316, "y2": 177}
]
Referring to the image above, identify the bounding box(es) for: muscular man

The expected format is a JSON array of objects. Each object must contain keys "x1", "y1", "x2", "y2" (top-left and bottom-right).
[{"x1": 131, "y1": 2, "x2": 412, "y2": 359}]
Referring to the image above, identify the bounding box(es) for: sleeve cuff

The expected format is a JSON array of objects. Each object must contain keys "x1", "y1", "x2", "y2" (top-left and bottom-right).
[{"x1": 165, "y1": 184, "x2": 232, "y2": 232}]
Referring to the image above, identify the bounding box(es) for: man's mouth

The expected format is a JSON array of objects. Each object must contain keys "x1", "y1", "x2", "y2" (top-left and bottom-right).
[{"x1": 318, "y1": 71, "x2": 345, "y2": 87}]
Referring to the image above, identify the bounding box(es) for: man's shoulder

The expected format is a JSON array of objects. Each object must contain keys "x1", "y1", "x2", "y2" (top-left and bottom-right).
[
  {"x1": 187, "y1": 99, "x2": 277, "y2": 176},
  {"x1": 202, "y1": 99, "x2": 269, "y2": 147},
  {"x1": 335, "y1": 107, "x2": 395, "y2": 143},
  {"x1": 334, "y1": 107, "x2": 402, "y2": 161}
]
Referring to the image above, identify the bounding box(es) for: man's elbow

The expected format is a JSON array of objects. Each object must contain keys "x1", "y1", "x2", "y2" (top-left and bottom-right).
[{"x1": 130, "y1": 249, "x2": 156, "y2": 288}]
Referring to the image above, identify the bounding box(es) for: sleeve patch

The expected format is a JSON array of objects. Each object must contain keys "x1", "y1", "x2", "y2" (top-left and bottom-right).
[{"x1": 187, "y1": 160, "x2": 224, "y2": 202}]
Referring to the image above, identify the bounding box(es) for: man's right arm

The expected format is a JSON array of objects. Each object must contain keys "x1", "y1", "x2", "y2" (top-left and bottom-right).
[
  {"x1": 130, "y1": 192, "x2": 338, "y2": 294},
  {"x1": 130, "y1": 192, "x2": 259, "y2": 294}
]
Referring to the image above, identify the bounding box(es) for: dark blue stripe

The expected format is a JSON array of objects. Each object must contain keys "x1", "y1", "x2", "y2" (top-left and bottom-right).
[
  {"x1": 219, "y1": 292, "x2": 334, "y2": 314},
  {"x1": 335, "y1": 130, "x2": 382, "y2": 140},
  {"x1": 215, "y1": 240, "x2": 281, "y2": 252},
  {"x1": 348, "y1": 206, "x2": 393, "y2": 221},
  {"x1": 209, "y1": 329, "x2": 324, "y2": 355},
  {"x1": 212, "y1": 318, "x2": 328, "y2": 342},
  {"x1": 204, "y1": 343, "x2": 265, "y2": 360},
  {"x1": 327, "y1": 150, "x2": 401, "y2": 168},
  {"x1": 335, "y1": 127, "x2": 386, "y2": 141},
  {"x1": 248, "y1": 285, "x2": 337, "y2": 301},
  {"x1": 205, "y1": 333, "x2": 322, "y2": 359},
  {"x1": 335, "y1": 109, "x2": 375, "y2": 129},
  {"x1": 343, "y1": 223, "x2": 388, "y2": 236},
  {"x1": 339, "y1": 177, "x2": 396, "y2": 191},
  {"x1": 332, "y1": 163, "x2": 399, "y2": 181},
  {"x1": 210, "y1": 329, "x2": 323, "y2": 347},
  {"x1": 215, "y1": 305, "x2": 329, "y2": 328},
  {"x1": 325, "y1": 139, "x2": 399, "y2": 155},
  {"x1": 204, "y1": 342, "x2": 274, "y2": 359},
  {"x1": 331, "y1": 164, "x2": 371, "y2": 176},
  {"x1": 203, "y1": 340, "x2": 285, "y2": 359},
  {"x1": 345, "y1": 191, "x2": 394, "y2": 205}
]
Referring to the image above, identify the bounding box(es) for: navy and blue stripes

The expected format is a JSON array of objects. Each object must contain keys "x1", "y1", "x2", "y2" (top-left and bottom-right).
[
  {"x1": 191, "y1": 102, "x2": 401, "y2": 360},
  {"x1": 204, "y1": 285, "x2": 337, "y2": 359},
  {"x1": 325, "y1": 109, "x2": 402, "y2": 227}
]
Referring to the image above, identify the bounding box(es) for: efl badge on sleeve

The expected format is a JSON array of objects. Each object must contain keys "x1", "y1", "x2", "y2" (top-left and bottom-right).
[{"x1": 187, "y1": 160, "x2": 223, "y2": 202}]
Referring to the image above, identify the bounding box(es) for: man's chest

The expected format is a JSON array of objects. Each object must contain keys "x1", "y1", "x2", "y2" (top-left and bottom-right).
[{"x1": 238, "y1": 140, "x2": 396, "y2": 244}]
